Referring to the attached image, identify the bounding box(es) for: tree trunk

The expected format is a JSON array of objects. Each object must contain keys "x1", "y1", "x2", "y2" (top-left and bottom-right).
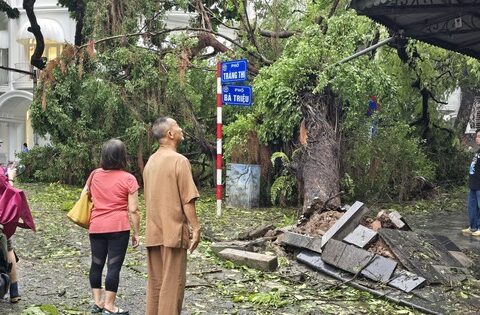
[
  {"x1": 454, "y1": 86, "x2": 478, "y2": 143},
  {"x1": 295, "y1": 90, "x2": 341, "y2": 215}
]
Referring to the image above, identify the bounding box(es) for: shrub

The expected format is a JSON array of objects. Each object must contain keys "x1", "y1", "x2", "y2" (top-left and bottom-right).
[
  {"x1": 344, "y1": 123, "x2": 435, "y2": 201},
  {"x1": 17, "y1": 144, "x2": 97, "y2": 185}
]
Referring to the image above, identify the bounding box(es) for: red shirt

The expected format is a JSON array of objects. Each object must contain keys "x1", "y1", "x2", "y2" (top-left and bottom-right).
[{"x1": 88, "y1": 169, "x2": 139, "y2": 234}]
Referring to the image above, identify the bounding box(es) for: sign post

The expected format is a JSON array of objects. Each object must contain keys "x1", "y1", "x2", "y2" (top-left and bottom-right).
[
  {"x1": 216, "y1": 59, "x2": 251, "y2": 217},
  {"x1": 216, "y1": 62, "x2": 223, "y2": 217}
]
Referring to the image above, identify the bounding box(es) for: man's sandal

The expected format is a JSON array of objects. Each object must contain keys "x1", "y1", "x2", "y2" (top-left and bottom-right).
[
  {"x1": 10, "y1": 295, "x2": 21, "y2": 303},
  {"x1": 102, "y1": 307, "x2": 129, "y2": 315}
]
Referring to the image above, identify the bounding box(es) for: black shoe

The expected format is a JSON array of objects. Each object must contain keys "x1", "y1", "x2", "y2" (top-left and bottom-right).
[{"x1": 91, "y1": 304, "x2": 103, "y2": 314}]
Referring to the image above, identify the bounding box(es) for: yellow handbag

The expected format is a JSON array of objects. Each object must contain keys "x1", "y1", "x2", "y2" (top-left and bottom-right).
[
  {"x1": 67, "y1": 171, "x2": 96, "y2": 229},
  {"x1": 67, "y1": 191, "x2": 93, "y2": 229}
]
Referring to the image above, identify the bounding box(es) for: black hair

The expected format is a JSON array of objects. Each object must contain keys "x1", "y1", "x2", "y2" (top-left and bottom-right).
[{"x1": 100, "y1": 139, "x2": 127, "y2": 170}]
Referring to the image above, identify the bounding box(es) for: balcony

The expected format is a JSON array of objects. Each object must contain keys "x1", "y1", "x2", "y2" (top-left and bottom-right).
[{"x1": 12, "y1": 62, "x2": 34, "y2": 90}]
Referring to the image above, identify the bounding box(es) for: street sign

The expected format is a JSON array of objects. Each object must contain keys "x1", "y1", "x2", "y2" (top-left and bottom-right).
[
  {"x1": 222, "y1": 85, "x2": 252, "y2": 106},
  {"x1": 221, "y1": 59, "x2": 248, "y2": 83}
]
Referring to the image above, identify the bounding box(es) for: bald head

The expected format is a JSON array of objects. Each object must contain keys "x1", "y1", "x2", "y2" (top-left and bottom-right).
[{"x1": 152, "y1": 117, "x2": 173, "y2": 140}]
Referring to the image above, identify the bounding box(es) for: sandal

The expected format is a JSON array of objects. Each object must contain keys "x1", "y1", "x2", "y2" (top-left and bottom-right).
[
  {"x1": 102, "y1": 307, "x2": 129, "y2": 315},
  {"x1": 91, "y1": 304, "x2": 103, "y2": 314},
  {"x1": 10, "y1": 295, "x2": 21, "y2": 303}
]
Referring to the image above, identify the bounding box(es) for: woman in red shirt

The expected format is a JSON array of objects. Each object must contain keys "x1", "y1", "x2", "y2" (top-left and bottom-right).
[{"x1": 85, "y1": 139, "x2": 140, "y2": 315}]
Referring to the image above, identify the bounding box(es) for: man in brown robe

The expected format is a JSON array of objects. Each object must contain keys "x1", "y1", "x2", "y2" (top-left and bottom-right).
[{"x1": 143, "y1": 117, "x2": 201, "y2": 315}]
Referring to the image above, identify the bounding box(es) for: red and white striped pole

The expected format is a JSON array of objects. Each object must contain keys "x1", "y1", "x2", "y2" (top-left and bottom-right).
[{"x1": 216, "y1": 62, "x2": 223, "y2": 217}]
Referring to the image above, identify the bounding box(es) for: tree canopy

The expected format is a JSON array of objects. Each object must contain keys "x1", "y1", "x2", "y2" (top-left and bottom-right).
[{"x1": 22, "y1": 0, "x2": 480, "y2": 205}]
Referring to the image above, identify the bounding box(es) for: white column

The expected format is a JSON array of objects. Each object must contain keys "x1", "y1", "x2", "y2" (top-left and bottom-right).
[
  {"x1": 8, "y1": 122, "x2": 17, "y2": 161},
  {"x1": 0, "y1": 122, "x2": 8, "y2": 163},
  {"x1": 16, "y1": 123, "x2": 24, "y2": 160}
]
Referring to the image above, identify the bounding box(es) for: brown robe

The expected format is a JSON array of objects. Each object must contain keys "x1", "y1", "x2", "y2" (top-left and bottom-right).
[{"x1": 143, "y1": 146, "x2": 199, "y2": 315}]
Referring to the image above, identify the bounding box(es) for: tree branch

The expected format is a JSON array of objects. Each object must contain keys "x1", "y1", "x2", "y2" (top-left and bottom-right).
[
  {"x1": 327, "y1": 0, "x2": 340, "y2": 18},
  {"x1": 79, "y1": 27, "x2": 273, "y2": 65},
  {"x1": 0, "y1": 65, "x2": 34, "y2": 76},
  {"x1": 74, "y1": 0, "x2": 85, "y2": 46},
  {"x1": 259, "y1": 29, "x2": 299, "y2": 38},
  {"x1": 0, "y1": 0, "x2": 20, "y2": 18},
  {"x1": 23, "y1": 0, "x2": 47, "y2": 69}
]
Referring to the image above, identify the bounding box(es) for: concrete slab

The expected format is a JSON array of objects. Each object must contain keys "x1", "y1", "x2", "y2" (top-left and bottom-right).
[
  {"x1": 321, "y1": 201, "x2": 371, "y2": 248},
  {"x1": 296, "y1": 250, "x2": 345, "y2": 277},
  {"x1": 218, "y1": 248, "x2": 278, "y2": 272},
  {"x1": 308, "y1": 237, "x2": 323, "y2": 253},
  {"x1": 388, "y1": 270, "x2": 426, "y2": 293},
  {"x1": 420, "y1": 233, "x2": 462, "y2": 252},
  {"x1": 448, "y1": 251, "x2": 473, "y2": 268},
  {"x1": 388, "y1": 211, "x2": 409, "y2": 230},
  {"x1": 343, "y1": 225, "x2": 378, "y2": 248},
  {"x1": 282, "y1": 231, "x2": 323, "y2": 253},
  {"x1": 361, "y1": 255, "x2": 397, "y2": 283},
  {"x1": 210, "y1": 241, "x2": 254, "y2": 255},
  {"x1": 238, "y1": 224, "x2": 274, "y2": 240},
  {"x1": 282, "y1": 231, "x2": 313, "y2": 249},
  {"x1": 432, "y1": 265, "x2": 471, "y2": 284},
  {"x1": 321, "y1": 239, "x2": 375, "y2": 274},
  {"x1": 379, "y1": 229, "x2": 464, "y2": 284}
]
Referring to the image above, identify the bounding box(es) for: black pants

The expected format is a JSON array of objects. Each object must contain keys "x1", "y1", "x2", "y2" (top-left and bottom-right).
[{"x1": 89, "y1": 231, "x2": 129, "y2": 292}]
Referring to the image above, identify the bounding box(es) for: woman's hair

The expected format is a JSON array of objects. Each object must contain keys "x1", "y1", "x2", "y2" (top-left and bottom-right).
[{"x1": 100, "y1": 139, "x2": 127, "y2": 170}]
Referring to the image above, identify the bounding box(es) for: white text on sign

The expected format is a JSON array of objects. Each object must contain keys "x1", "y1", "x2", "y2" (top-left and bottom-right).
[
  {"x1": 223, "y1": 94, "x2": 250, "y2": 104},
  {"x1": 222, "y1": 71, "x2": 246, "y2": 81}
]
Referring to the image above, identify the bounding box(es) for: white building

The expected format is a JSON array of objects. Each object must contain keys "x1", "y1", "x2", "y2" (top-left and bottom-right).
[
  {"x1": 0, "y1": 2, "x2": 237, "y2": 164},
  {"x1": 0, "y1": 0, "x2": 76, "y2": 163}
]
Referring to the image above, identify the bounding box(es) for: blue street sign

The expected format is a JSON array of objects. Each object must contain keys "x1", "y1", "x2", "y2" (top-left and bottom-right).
[
  {"x1": 221, "y1": 59, "x2": 248, "y2": 83},
  {"x1": 222, "y1": 85, "x2": 252, "y2": 106}
]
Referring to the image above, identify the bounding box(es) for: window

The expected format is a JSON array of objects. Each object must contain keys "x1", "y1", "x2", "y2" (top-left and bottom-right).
[
  {"x1": 0, "y1": 48, "x2": 7, "y2": 85},
  {"x1": 26, "y1": 39, "x2": 63, "y2": 61}
]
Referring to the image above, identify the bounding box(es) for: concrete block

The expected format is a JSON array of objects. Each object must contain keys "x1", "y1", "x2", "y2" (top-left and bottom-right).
[
  {"x1": 388, "y1": 211, "x2": 407, "y2": 229},
  {"x1": 238, "y1": 224, "x2": 274, "y2": 240},
  {"x1": 321, "y1": 239, "x2": 375, "y2": 274},
  {"x1": 343, "y1": 225, "x2": 378, "y2": 248},
  {"x1": 361, "y1": 255, "x2": 397, "y2": 283},
  {"x1": 282, "y1": 231, "x2": 313, "y2": 249},
  {"x1": 282, "y1": 231, "x2": 322, "y2": 253},
  {"x1": 210, "y1": 241, "x2": 254, "y2": 255},
  {"x1": 449, "y1": 251, "x2": 473, "y2": 268},
  {"x1": 388, "y1": 271, "x2": 426, "y2": 293},
  {"x1": 308, "y1": 237, "x2": 323, "y2": 253},
  {"x1": 321, "y1": 201, "x2": 370, "y2": 248},
  {"x1": 218, "y1": 248, "x2": 278, "y2": 271},
  {"x1": 432, "y1": 265, "x2": 471, "y2": 284},
  {"x1": 432, "y1": 234, "x2": 461, "y2": 252},
  {"x1": 296, "y1": 250, "x2": 343, "y2": 277}
]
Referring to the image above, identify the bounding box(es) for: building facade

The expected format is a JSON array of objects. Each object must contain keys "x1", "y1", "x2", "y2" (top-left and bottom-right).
[{"x1": 0, "y1": 0, "x2": 76, "y2": 163}]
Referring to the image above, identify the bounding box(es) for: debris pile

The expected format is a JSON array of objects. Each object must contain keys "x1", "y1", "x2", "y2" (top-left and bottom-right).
[{"x1": 212, "y1": 200, "x2": 479, "y2": 314}]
